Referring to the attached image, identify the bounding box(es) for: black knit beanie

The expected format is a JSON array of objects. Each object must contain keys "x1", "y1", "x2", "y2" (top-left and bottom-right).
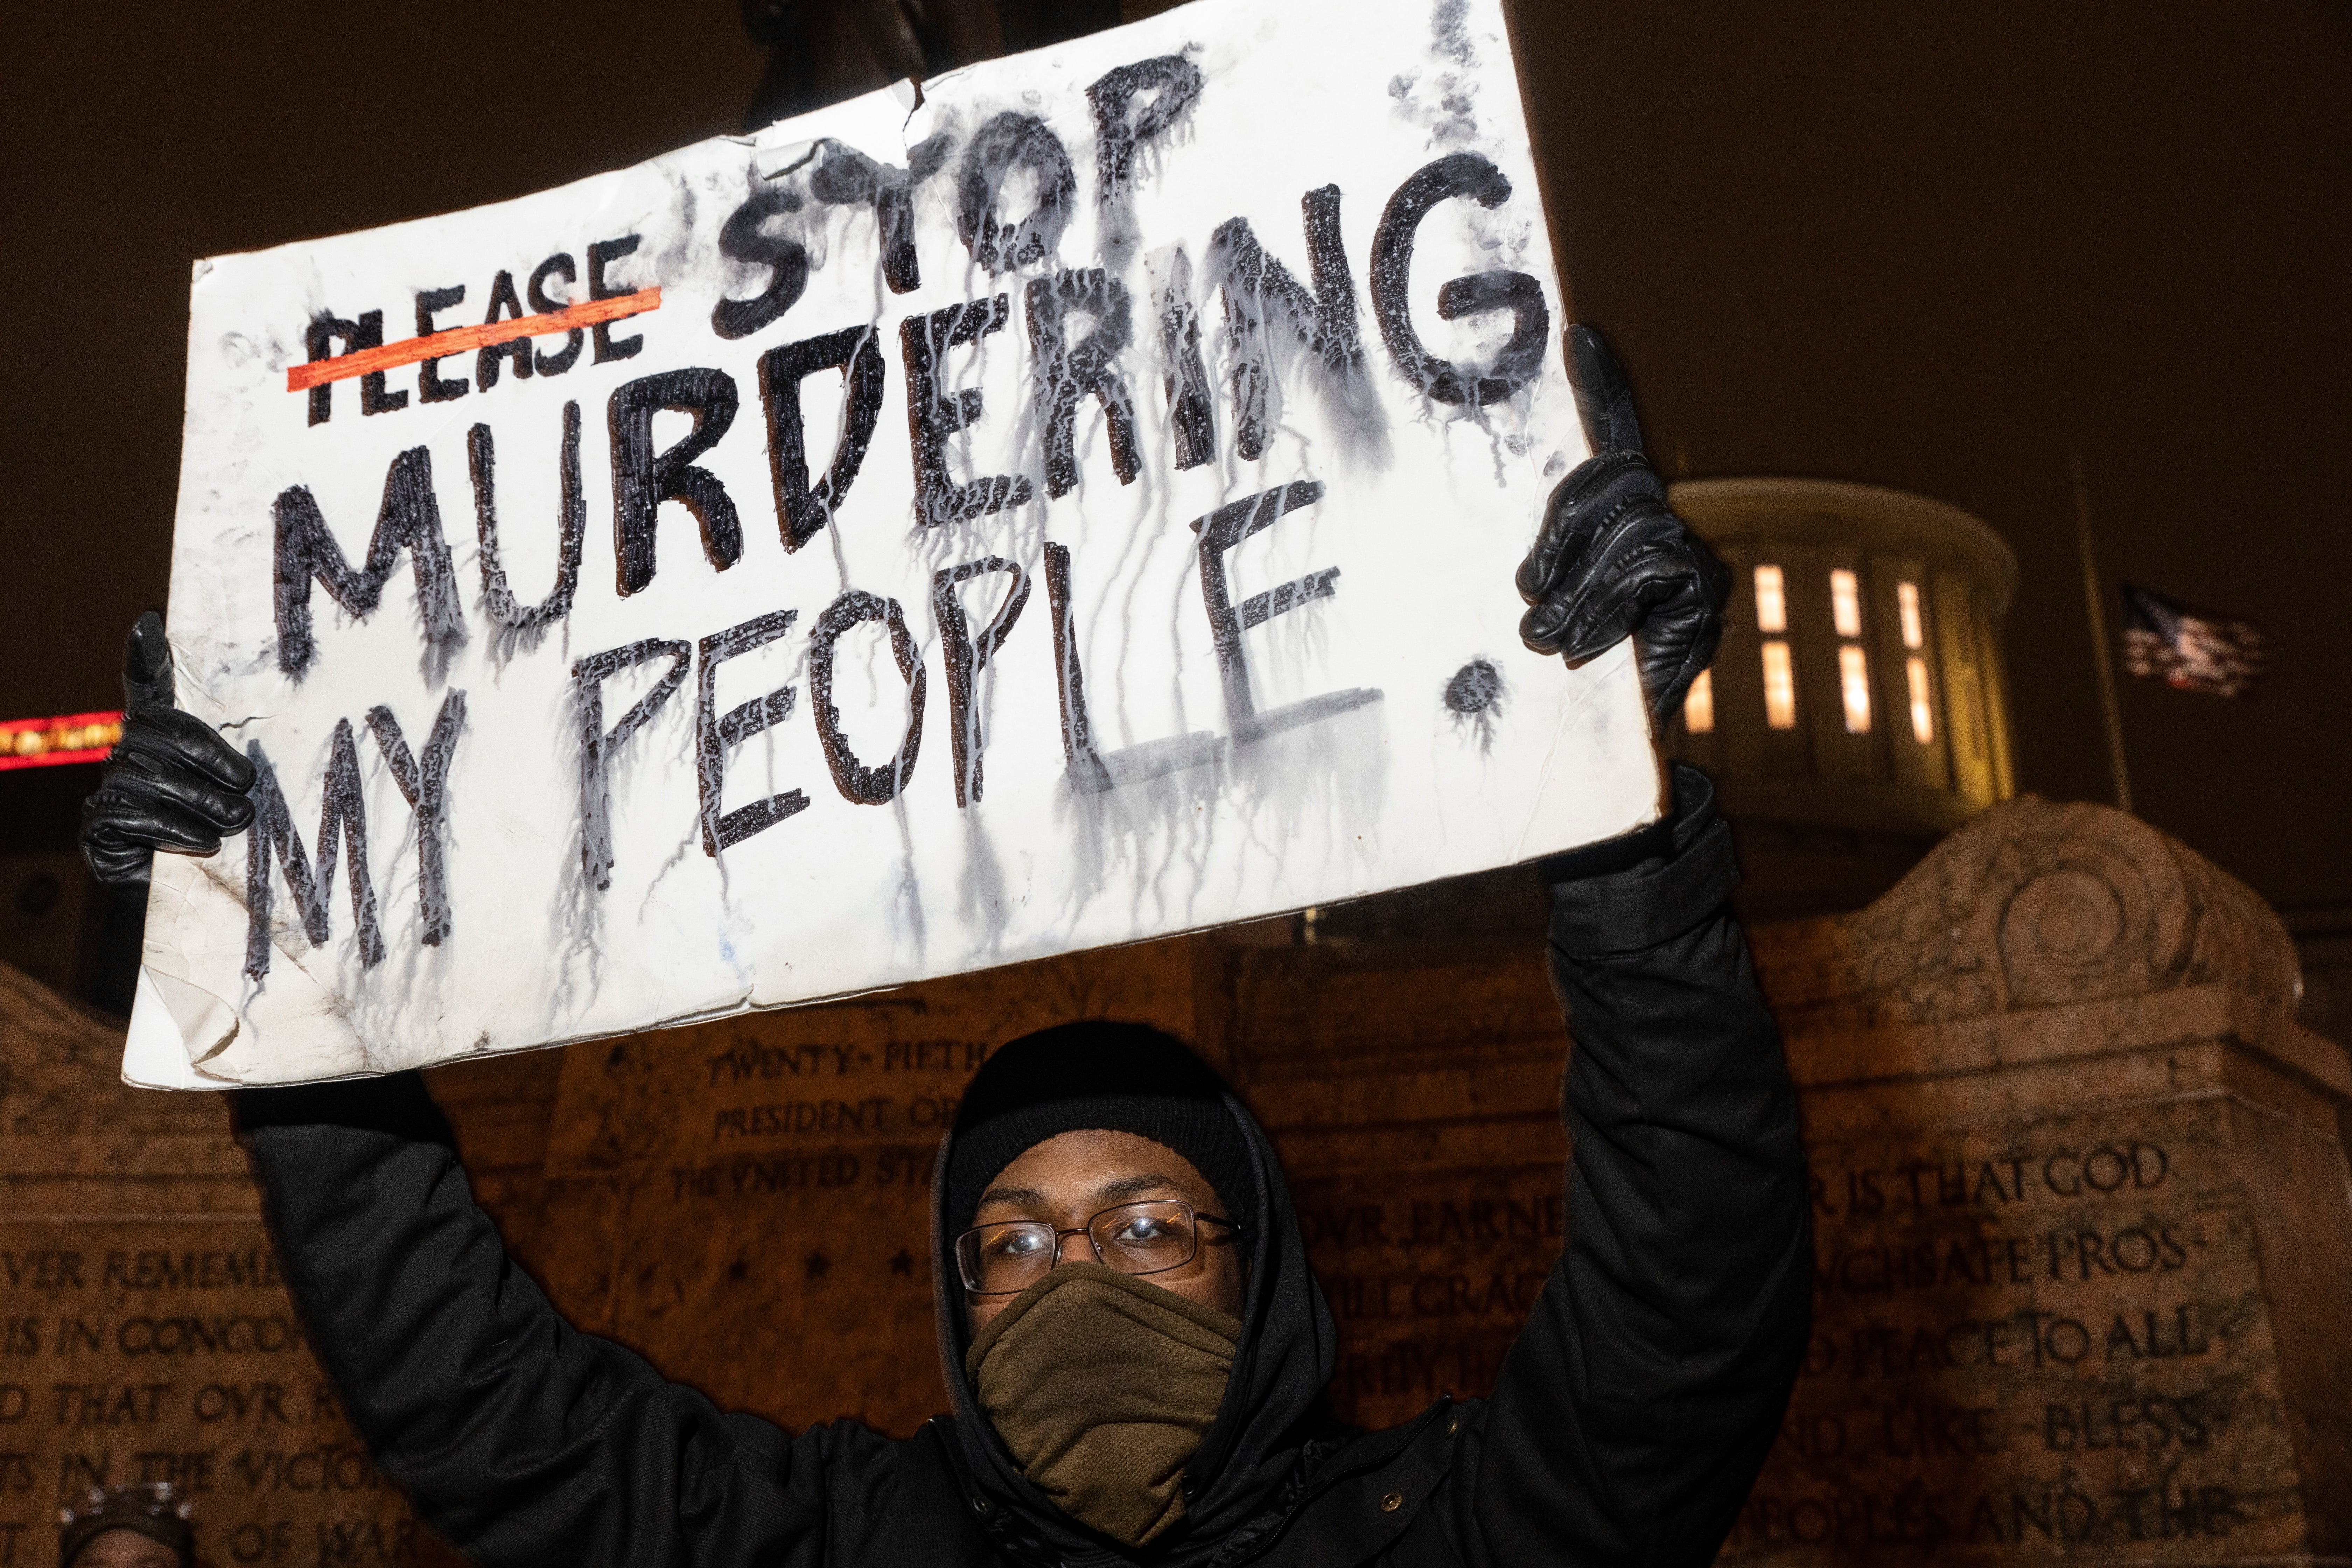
[
  {"x1": 946, "y1": 1022, "x2": 1256, "y2": 1236},
  {"x1": 58, "y1": 1484, "x2": 194, "y2": 1568}
]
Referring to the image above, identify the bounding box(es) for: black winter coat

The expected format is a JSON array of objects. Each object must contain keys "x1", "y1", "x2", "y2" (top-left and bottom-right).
[{"x1": 232, "y1": 766, "x2": 1810, "y2": 1568}]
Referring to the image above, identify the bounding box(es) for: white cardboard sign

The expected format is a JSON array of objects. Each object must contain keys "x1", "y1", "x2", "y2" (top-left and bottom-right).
[{"x1": 130, "y1": 0, "x2": 1660, "y2": 1088}]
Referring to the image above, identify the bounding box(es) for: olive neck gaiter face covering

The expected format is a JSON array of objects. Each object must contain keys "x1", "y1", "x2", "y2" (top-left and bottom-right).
[{"x1": 965, "y1": 1261, "x2": 1241, "y2": 1547}]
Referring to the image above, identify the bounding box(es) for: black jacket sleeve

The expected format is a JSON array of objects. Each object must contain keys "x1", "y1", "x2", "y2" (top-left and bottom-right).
[
  {"x1": 232, "y1": 1074, "x2": 906, "y2": 1568},
  {"x1": 1442, "y1": 764, "x2": 1811, "y2": 1567}
]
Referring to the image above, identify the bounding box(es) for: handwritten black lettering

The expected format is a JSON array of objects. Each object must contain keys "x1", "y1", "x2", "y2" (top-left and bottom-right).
[
  {"x1": 608, "y1": 368, "x2": 742, "y2": 596},
  {"x1": 587, "y1": 234, "x2": 645, "y2": 362},
  {"x1": 932, "y1": 558, "x2": 1031, "y2": 807},
  {"x1": 472, "y1": 270, "x2": 533, "y2": 390},
  {"x1": 1370, "y1": 152, "x2": 1548, "y2": 407},
  {"x1": 526, "y1": 253, "x2": 585, "y2": 375},
  {"x1": 758, "y1": 326, "x2": 886, "y2": 551},
  {"x1": 1152, "y1": 252, "x2": 1217, "y2": 469},
  {"x1": 272, "y1": 447, "x2": 465, "y2": 679},
  {"x1": 712, "y1": 189, "x2": 810, "y2": 341},
  {"x1": 1191, "y1": 481, "x2": 1381, "y2": 739},
  {"x1": 1026, "y1": 268, "x2": 1139, "y2": 497},
  {"x1": 1207, "y1": 186, "x2": 1379, "y2": 460},
  {"x1": 955, "y1": 112, "x2": 1075, "y2": 275},
  {"x1": 469, "y1": 404, "x2": 584, "y2": 639},
  {"x1": 572, "y1": 638, "x2": 692, "y2": 891},
  {"x1": 694, "y1": 610, "x2": 807, "y2": 855},
  {"x1": 807, "y1": 591, "x2": 926, "y2": 806},
  {"x1": 411, "y1": 286, "x2": 470, "y2": 403},
  {"x1": 364, "y1": 692, "x2": 466, "y2": 946},
  {"x1": 808, "y1": 137, "x2": 955, "y2": 295},
  {"x1": 242, "y1": 723, "x2": 385, "y2": 981},
  {"x1": 899, "y1": 297, "x2": 1031, "y2": 527},
  {"x1": 1087, "y1": 55, "x2": 1204, "y2": 256}
]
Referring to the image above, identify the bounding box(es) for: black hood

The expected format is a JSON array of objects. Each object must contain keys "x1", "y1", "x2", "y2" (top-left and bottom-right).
[{"x1": 928, "y1": 1022, "x2": 1340, "y2": 1566}]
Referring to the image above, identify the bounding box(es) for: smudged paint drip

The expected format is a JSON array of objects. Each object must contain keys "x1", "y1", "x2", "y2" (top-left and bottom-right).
[
  {"x1": 1388, "y1": 0, "x2": 1480, "y2": 148},
  {"x1": 1444, "y1": 658, "x2": 1503, "y2": 715},
  {"x1": 1444, "y1": 657, "x2": 1503, "y2": 751},
  {"x1": 1432, "y1": 0, "x2": 1477, "y2": 64}
]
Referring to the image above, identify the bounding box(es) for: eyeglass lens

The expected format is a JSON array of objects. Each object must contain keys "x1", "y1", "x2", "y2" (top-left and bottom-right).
[{"x1": 957, "y1": 1200, "x2": 1204, "y2": 1294}]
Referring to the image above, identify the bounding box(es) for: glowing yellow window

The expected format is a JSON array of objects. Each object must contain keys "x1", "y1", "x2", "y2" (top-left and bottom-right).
[
  {"x1": 1753, "y1": 565, "x2": 1787, "y2": 634},
  {"x1": 1838, "y1": 644, "x2": 1872, "y2": 733},
  {"x1": 1830, "y1": 569, "x2": 1863, "y2": 638},
  {"x1": 1906, "y1": 657, "x2": 1935, "y2": 744},
  {"x1": 1761, "y1": 640, "x2": 1797, "y2": 729},
  {"x1": 1897, "y1": 581, "x2": 1925, "y2": 650},
  {"x1": 1683, "y1": 668, "x2": 1715, "y2": 734}
]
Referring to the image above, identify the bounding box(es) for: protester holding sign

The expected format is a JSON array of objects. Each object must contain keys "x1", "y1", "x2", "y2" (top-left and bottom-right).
[
  {"x1": 81, "y1": 0, "x2": 1806, "y2": 1558},
  {"x1": 84, "y1": 324, "x2": 1804, "y2": 1565}
]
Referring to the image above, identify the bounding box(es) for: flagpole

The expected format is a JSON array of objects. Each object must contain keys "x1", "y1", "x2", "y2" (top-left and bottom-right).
[{"x1": 2070, "y1": 454, "x2": 2133, "y2": 815}]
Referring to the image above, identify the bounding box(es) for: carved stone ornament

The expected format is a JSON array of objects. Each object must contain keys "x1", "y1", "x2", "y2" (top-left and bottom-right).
[{"x1": 1750, "y1": 795, "x2": 2301, "y2": 1035}]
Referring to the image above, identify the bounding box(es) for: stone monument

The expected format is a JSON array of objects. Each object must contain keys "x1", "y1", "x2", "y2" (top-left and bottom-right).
[
  {"x1": 0, "y1": 961, "x2": 439, "y2": 1568},
  {"x1": 1726, "y1": 796, "x2": 2351, "y2": 1560},
  {"x1": 5, "y1": 792, "x2": 2344, "y2": 1566}
]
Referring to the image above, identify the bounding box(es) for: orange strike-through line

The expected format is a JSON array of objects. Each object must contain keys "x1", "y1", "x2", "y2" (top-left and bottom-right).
[{"x1": 285, "y1": 288, "x2": 664, "y2": 393}]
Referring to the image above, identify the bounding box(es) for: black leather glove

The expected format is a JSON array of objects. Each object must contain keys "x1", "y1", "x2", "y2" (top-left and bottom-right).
[
  {"x1": 80, "y1": 612, "x2": 257, "y2": 899},
  {"x1": 1517, "y1": 326, "x2": 1731, "y2": 723}
]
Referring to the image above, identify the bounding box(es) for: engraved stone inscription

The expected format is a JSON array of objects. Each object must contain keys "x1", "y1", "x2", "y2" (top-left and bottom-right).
[
  {"x1": 1722, "y1": 1098, "x2": 2300, "y2": 1561},
  {"x1": 0, "y1": 1222, "x2": 427, "y2": 1567},
  {"x1": 1290, "y1": 1163, "x2": 1567, "y2": 1430}
]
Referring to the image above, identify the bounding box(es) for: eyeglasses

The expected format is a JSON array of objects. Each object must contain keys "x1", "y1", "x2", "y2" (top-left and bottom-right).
[{"x1": 953, "y1": 1199, "x2": 1239, "y2": 1295}]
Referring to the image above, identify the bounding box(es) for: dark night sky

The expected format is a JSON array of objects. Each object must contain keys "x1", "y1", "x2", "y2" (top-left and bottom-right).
[
  {"x1": 1525, "y1": 3, "x2": 2351, "y2": 918},
  {"x1": 4, "y1": 2, "x2": 2344, "y2": 914}
]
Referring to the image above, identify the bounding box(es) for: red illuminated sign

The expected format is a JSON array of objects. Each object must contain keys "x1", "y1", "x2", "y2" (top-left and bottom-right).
[{"x1": 0, "y1": 710, "x2": 123, "y2": 771}]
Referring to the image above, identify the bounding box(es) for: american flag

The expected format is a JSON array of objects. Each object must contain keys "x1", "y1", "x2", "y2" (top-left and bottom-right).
[{"x1": 2120, "y1": 583, "x2": 2268, "y2": 700}]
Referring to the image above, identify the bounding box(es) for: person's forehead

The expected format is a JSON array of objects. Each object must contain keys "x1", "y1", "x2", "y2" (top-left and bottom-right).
[
  {"x1": 72, "y1": 1528, "x2": 177, "y2": 1568},
  {"x1": 979, "y1": 1132, "x2": 1206, "y2": 1208}
]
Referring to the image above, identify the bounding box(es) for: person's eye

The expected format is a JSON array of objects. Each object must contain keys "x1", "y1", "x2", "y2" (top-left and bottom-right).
[
  {"x1": 1113, "y1": 1217, "x2": 1177, "y2": 1244},
  {"x1": 992, "y1": 1228, "x2": 1047, "y2": 1257}
]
